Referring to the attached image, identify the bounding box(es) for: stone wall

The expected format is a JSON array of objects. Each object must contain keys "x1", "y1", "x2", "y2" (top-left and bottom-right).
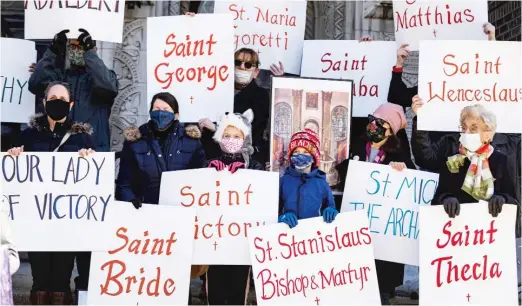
[{"x1": 488, "y1": 1, "x2": 521, "y2": 41}]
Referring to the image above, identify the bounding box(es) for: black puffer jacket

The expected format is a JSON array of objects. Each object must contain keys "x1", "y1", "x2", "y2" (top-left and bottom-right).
[{"x1": 411, "y1": 116, "x2": 521, "y2": 202}]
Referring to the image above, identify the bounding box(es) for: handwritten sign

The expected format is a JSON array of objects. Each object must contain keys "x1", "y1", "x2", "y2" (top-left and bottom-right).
[
  {"x1": 159, "y1": 168, "x2": 279, "y2": 265},
  {"x1": 24, "y1": 0, "x2": 125, "y2": 43},
  {"x1": 341, "y1": 161, "x2": 439, "y2": 265},
  {"x1": 419, "y1": 202, "x2": 518, "y2": 305},
  {"x1": 248, "y1": 212, "x2": 381, "y2": 305},
  {"x1": 147, "y1": 14, "x2": 234, "y2": 122},
  {"x1": 418, "y1": 40, "x2": 522, "y2": 133},
  {"x1": 214, "y1": 1, "x2": 307, "y2": 75},
  {"x1": 0, "y1": 152, "x2": 115, "y2": 251},
  {"x1": 301, "y1": 40, "x2": 396, "y2": 117},
  {"x1": 393, "y1": 0, "x2": 488, "y2": 50},
  {"x1": 87, "y1": 202, "x2": 194, "y2": 305},
  {"x1": 0, "y1": 38, "x2": 36, "y2": 124}
]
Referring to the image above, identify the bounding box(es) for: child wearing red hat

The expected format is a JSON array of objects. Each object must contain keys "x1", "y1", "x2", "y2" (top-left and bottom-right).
[{"x1": 278, "y1": 129, "x2": 338, "y2": 228}]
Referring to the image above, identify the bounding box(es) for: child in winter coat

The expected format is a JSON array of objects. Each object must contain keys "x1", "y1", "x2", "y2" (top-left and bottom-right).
[
  {"x1": 204, "y1": 108, "x2": 263, "y2": 305},
  {"x1": 278, "y1": 129, "x2": 338, "y2": 228}
]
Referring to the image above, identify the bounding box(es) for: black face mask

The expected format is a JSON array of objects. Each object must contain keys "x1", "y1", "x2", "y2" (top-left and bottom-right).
[{"x1": 45, "y1": 99, "x2": 71, "y2": 121}]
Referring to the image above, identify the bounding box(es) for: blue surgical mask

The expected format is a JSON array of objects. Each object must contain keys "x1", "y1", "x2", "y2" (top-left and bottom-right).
[
  {"x1": 150, "y1": 110, "x2": 175, "y2": 131},
  {"x1": 291, "y1": 154, "x2": 313, "y2": 170}
]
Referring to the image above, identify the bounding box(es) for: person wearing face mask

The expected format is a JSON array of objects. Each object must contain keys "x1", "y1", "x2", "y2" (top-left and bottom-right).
[
  {"x1": 116, "y1": 92, "x2": 205, "y2": 207},
  {"x1": 202, "y1": 109, "x2": 263, "y2": 305},
  {"x1": 278, "y1": 129, "x2": 338, "y2": 229},
  {"x1": 411, "y1": 101, "x2": 519, "y2": 223},
  {"x1": 334, "y1": 103, "x2": 414, "y2": 306},
  {"x1": 411, "y1": 95, "x2": 521, "y2": 203},
  {"x1": 28, "y1": 28, "x2": 119, "y2": 152},
  {"x1": 199, "y1": 48, "x2": 284, "y2": 166},
  {"x1": 7, "y1": 81, "x2": 95, "y2": 305}
]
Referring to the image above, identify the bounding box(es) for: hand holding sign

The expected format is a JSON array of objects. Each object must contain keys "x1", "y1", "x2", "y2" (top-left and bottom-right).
[
  {"x1": 78, "y1": 148, "x2": 95, "y2": 157},
  {"x1": 483, "y1": 22, "x2": 495, "y2": 41},
  {"x1": 50, "y1": 29, "x2": 69, "y2": 55},
  {"x1": 7, "y1": 146, "x2": 24, "y2": 157},
  {"x1": 269, "y1": 61, "x2": 284, "y2": 76},
  {"x1": 488, "y1": 195, "x2": 504, "y2": 217},
  {"x1": 396, "y1": 43, "x2": 411, "y2": 68},
  {"x1": 77, "y1": 29, "x2": 94, "y2": 51},
  {"x1": 411, "y1": 95, "x2": 425, "y2": 115}
]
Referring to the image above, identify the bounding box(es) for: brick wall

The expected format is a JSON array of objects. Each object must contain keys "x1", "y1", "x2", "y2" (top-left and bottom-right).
[{"x1": 488, "y1": 1, "x2": 521, "y2": 41}]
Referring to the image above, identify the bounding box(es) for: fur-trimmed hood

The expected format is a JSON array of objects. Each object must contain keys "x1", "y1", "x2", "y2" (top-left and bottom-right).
[
  {"x1": 29, "y1": 113, "x2": 93, "y2": 135},
  {"x1": 123, "y1": 122, "x2": 201, "y2": 142}
]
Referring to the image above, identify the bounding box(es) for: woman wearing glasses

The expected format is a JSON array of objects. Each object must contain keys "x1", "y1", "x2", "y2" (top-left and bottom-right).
[
  {"x1": 411, "y1": 97, "x2": 519, "y2": 221},
  {"x1": 335, "y1": 102, "x2": 415, "y2": 306},
  {"x1": 199, "y1": 48, "x2": 284, "y2": 165}
]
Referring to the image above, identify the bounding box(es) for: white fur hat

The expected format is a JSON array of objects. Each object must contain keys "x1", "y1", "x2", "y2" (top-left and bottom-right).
[{"x1": 213, "y1": 109, "x2": 254, "y2": 142}]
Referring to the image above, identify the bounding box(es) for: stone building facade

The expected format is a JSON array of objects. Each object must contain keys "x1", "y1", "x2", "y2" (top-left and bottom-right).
[{"x1": 1, "y1": 1, "x2": 520, "y2": 152}]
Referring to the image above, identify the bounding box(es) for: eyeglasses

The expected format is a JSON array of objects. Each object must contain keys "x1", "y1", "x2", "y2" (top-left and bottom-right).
[
  {"x1": 368, "y1": 115, "x2": 386, "y2": 126},
  {"x1": 234, "y1": 60, "x2": 257, "y2": 69},
  {"x1": 459, "y1": 125, "x2": 480, "y2": 133}
]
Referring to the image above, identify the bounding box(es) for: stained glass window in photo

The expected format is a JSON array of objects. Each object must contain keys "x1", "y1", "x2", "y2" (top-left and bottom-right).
[
  {"x1": 306, "y1": 92, "x2": 319, "y2": 109},
  {"x1": 331, "y1": 106, "x2": 348, "y2": 141}
]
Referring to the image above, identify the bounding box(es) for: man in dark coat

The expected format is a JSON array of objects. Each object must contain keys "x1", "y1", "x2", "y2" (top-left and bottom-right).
[{"x1": 28, "y1": 28, "x2": 119, "y2": 152}]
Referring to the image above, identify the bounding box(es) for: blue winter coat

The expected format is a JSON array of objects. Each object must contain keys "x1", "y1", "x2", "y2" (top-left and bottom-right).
[
  {"x1": 116, "y1": 122, "x2": 205, "y2": 205},
  {"x1": 279, "y1": 166, "x2": 335, "y2": 220},
  {"x1": 28, "y1": 49, "x2": 119, "y2": 152},
  {"x1": 14, "y1": 113, "x2": 94, "y2": 152}
]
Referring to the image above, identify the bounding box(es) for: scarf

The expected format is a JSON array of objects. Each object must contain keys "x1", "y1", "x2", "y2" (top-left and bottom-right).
[
  {"x1": 365, "y1": 142, "x2": 386, "y2": 164},
  {"x1": 446, "y1": 144, "x2": 495, "y2": 201}
]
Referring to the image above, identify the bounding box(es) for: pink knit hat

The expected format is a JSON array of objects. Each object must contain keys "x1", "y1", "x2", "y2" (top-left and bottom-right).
[{"x1": 372, "y1": 103, "x2": 407, "y2": 134}]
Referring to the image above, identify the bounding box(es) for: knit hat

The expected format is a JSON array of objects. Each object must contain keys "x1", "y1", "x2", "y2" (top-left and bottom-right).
[
  {"x1": 288, "y1": 129, "x2": 321, "y2": 165},
  {"x1": 213, "y1": 109, "x2": 255, "y2": 167},
  {"x1": 372, "y1": 103, "x2": 407, "y2": 134}
]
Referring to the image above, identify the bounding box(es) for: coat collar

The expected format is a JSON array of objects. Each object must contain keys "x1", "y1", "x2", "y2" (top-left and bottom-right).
[
  {"x1": 28, "y1": 113, "x2": 93, "y2": 135},
  {"x1": 124, "y1": 122, "x2": 201, "y2": 142}
]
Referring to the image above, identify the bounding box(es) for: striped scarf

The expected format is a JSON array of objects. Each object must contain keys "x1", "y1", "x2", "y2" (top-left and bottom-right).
[{"x1": 446, "y1": 144, "x2": 494, "y2": 201}]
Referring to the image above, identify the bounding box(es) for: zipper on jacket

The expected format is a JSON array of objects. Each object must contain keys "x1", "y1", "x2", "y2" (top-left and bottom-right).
[{"x1": 296, "y1": 175, "x2": 306, "y2": 218}]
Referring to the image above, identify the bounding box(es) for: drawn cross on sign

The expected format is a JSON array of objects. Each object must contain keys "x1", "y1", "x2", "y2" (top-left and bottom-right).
[
  {"x1": 466, "y1": 294, "x2": 471, "y2": 302},
  {"x1": 213, "y1": 241, "x2": 218, "y2": 250},
  {"x1": 315, "y1": 297, "x2": 320, "y2": 305},
  {"x1": 433, "y1": 29, "x2": 437, "y2": 38},
  {"x1": 190, "y1": 96, "x2": 194, "y2": 104}
]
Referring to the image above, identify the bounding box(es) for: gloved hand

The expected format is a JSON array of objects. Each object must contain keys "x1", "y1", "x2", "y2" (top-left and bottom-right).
[
  {"x1": 50, "y1": 29, "x2": 69, "y2": 55},
  {"x1": 488, "y1": 195, "x2": 505, "y2": 217},
  {"x1": 131, "y1": 198, "x2": 142, "y2": 210},
  {"x1": 228, "y1": 162, "x2": 245, "y2": 174},
  {"x1": 278, "y1": 212, "x2": 298, "y2": 228},
  {"x1": 77, "y1": 28, "x2": 94, "y2": 51},
  {"x1": 442, "y1": 196, "x2": 460, "y2": 218},
  {"x1": 322, "y1": 207, "x2": 338, "y2": 223}
]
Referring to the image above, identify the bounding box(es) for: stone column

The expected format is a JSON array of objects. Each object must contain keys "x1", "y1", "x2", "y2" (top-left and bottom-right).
[
  {"x1": 292, "y1": 90, "x2": 303, "y2": 133},
  {"x1": 105, "y1": 1, "x2": 181, "y2": 152},
  {"x1": 321, "y1": 91, "x2": 333, "y2": 156}
]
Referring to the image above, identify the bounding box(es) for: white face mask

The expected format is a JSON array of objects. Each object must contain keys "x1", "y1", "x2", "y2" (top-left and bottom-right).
[
  {"x1": 234, "y1": 69, "x2": 254, "y2": 84},
  {"x1": 459, "y1": 133, "x2": 483, "y2": 152}
]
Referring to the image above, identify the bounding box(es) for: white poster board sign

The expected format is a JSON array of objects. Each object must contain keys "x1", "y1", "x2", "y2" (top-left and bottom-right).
[
  {"x1": 0, "y1": 38, "x2": 36, "y2": 124},
  {"x1": 24, "y1": 0, "x2": 125, "y2": 43},
  {"x1": 300, "y1": 40, "x2": 396, "y2": 117},
  {"x1": 393, "y1": 0, "x2": 488, "y2": 50},
  {"x1": 214, "y1": 1, "x2": 307, "y2": 75},
  {"x1": 248, "y1": 211, "x2": 381, "y2": 305},
  {"x1": 1, "y1": 152, "x2": 115, "y2": 251},
  {"x1": 147, "y1": 14, "x2": 234, "y2": 123},
  {"x1": 87, "y1": 202, "x2": 194, "y2": 305},
  {"x1": 159, "y1": 168, "x2": 279, "y2": 265},
  {"x1": 418, "y1": 40, "x2": 522, "y2": 133},
  {"x1": 341, "y1": 161, "x2": 439, "y2": 265},
  {"x1": 419, "y1": 202, "x2": 518, "y2": 305}
]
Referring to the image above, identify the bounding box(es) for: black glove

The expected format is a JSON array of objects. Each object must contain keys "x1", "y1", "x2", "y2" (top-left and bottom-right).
[
  {"x1": 50, "y1": 29, "x2": 69, "y2": 55},
  {"x1": 442, "y1": 196, "x2": 460, "y2": 218},
  {"x1": 488, "y1": 195, "x2": 505, "y2": 217},
  {"x1": 131, "y1": 198, "x2": 142, "y2": 210},
  {"x1": 77, "y1": 28, "x2": 94, "y2": 51}
]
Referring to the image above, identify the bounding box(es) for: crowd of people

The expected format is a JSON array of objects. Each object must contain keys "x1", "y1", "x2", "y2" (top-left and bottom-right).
[{"x1": 1, "y1": 13, "x2": 521, "y2": 306}]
